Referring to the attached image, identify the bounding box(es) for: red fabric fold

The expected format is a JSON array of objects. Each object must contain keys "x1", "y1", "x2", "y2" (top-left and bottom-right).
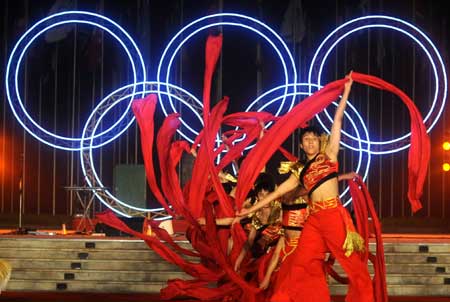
[
  {"x1": 188, "y1": 99, "x2": 231, "y2": 218},
  {"x1": 235, "y1": 73, "x2": 429, "y2": 212},
  {"x1": 156, "y1": 114, "x2": 197, "y2": 225},
  {"x1": 96, "y1": 211, "x2": 220, "y2": 280},
  {"x1": 234, "y1": 78, "x2": 346, "y2": 208},
  {"x1": 352, "y1": 72, "x2": 429, "y2": 212},
  {"x1": 202, "y1": 34, "x2": 223, "y2": 122},
  {"x1": 188, "y1": 34, "x2": 227, "y2": 219},
  {"x1": 278, "y1": 146, "x2": 298, "y2": 162},
  {"x1": 203, "y1": 200, "x2": 261, "y2": 296},
  {"x1": 156, "y1": 34, "x2": 260, "y2": 300},
  {"x1": 160, "y1": 279, "x2": 240, "y2": 300},
  {"x1": 131, "y1": 95, "x2": 173, "y2": 215},
  {"x1": 202, "y1": 98, "x2": 235, "y2": 217},
  {"x1": 127, "y1": 41, "x2": 426, "y2": 300},
  {"x1": 349, "y1": 176, "x2": 388, "y2": 302}
]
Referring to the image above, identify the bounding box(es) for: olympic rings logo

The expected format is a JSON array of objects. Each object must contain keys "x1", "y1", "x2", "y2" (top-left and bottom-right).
[{"x1": 5, "y1": 11, "x2": 447, "y2": 217}]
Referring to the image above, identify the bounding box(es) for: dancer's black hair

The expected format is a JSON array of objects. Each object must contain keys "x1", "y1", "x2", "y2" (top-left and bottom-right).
[
  {"x1": 254, "y1": 172, "x2": 276, "y2": 194},
  {"x1": 246, "y1": 172, "x2": 276, "y2": 205}
]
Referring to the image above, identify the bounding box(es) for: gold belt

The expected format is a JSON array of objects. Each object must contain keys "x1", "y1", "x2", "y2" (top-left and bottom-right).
[{"x1": 309, "y1": 196, "x2": 340, "y2": 214}]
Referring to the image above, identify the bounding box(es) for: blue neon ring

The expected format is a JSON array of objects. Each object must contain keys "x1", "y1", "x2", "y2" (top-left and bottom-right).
[
  {"x1": 239, "y1": 83, "x2": 371, "y2": 205},
  {"x1": 80, "y1": 81, "x2": 203, "y2": 217},
  {"x1": 5, "y1": 11, "x2": 146, "y2": 151},
  {"x1": 157, "y1": 13, "x2": 297, "y2": 143},
  {"x1": 309, "y1": 15, "x2": 447, "y2": 154}
]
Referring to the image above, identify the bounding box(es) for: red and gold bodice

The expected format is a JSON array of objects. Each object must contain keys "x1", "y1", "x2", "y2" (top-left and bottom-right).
[{"x1": 302, "y1": 153, "x2": 338, "y2": 192}]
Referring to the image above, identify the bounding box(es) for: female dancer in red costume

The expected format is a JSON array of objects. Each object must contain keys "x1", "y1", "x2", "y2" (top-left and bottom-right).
[
  {"x1": 96, "y1": 33, "x2": 427, "y2": 302},
  {"x1": 239, "y1": 73, "x2": 374, "y2": 302},
  {"x1": 260, "y1": 185, "x2": 307, "y2": 295},
  {"x1": 234, "y1": 173, "x2": 282, "y2": 273},
  {"x1": 262, "y1": 169, "x2": 359, "y2": 296}
]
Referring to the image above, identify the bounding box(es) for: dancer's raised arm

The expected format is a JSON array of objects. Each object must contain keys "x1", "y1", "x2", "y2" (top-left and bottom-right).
[{"x1": 326, "y1": 72, "x2": 353, "y2": 161}]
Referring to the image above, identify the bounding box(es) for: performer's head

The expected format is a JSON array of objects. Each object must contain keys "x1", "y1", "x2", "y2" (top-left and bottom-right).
[
  {"x1": 299, "y1": 125, "x2": 323, "y2": 161},
  {"x1": 254, "y1": 172, "x2": 275, "y2": 201},
  {"x1": 252, "y1": 173, "x2": 279, "y2": 221}
]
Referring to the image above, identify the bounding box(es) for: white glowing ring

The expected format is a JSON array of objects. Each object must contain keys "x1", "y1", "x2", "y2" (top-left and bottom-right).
[
  {"x1": 8, "y1": 11, "x2": 445, "y2": 215},
  {"x1": 5, "y1": 11, "x2": 146, "y2": 151},
  {"x1": 243, "y1": 83, "x2": 371, "y2": 205},
  {"x1": 157, "y1": 13, "x2": 297, "y2": 143},
  {"x1": 80, "y1": 82, "x2": 203, "y2": 217},
  {"x1": 309, "y1": 15, "x2": 447, "y2": 154}
]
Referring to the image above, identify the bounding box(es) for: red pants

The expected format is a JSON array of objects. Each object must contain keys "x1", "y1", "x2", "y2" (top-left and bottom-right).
[
  {"x1": 270, "y1": 236, "x2": 299, "y2": 302},
  {"x1": 273, "y1": 206, "x2": 374, "y2": 302}
]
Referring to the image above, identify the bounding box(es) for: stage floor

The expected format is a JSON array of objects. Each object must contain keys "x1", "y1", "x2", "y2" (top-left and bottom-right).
[
  {"x1": 0, "y1": 232, "x2": 449, "y2": 301},
  {"x1": 0, "y1": 292, "x2": 449, "y2": 302},
  {"x1": 1, "y1": 230, "x2": 450, "y2": 242}
]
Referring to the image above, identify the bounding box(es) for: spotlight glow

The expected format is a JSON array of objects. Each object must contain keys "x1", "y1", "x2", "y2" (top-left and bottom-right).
[
  {"x1": 443, "y1": 163, "x2": 450, "y2": 172},
  {"x1": 443, "y1": 141, "x2": 450, "y2": 151}
]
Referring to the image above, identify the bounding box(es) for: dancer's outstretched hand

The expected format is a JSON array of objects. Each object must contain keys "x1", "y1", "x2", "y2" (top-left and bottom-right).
[
  {"x1": 236, "y1": 208, "x2": 250, "y2": 217},
  {"x1": 259, "y1": 277, "x2": 270, "y2": 290},
  {"x1": 231, "y1": 217, "x2": 241, "y2": 225},
  {"x1": 338, "y1": 171, "x2": 359, "y2": 181},
  {"x1": 234, "y1": 262, "x2": 240, "y2": 272},
  {"x1": 344, "y1": 71, "x2": 353, "y2": 91},
  {"x1": 258, "y1": 120, "x2": 265, "y2": 139}
]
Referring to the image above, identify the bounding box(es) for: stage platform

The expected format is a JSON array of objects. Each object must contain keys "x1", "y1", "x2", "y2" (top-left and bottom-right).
[{"x1": 0, "y1": 232, "x2": 448, "y2": 301}]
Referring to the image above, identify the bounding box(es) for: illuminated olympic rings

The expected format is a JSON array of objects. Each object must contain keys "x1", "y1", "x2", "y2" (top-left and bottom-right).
[{"x1": 5, "y1": 11, "x2": 446, "y2": 216}]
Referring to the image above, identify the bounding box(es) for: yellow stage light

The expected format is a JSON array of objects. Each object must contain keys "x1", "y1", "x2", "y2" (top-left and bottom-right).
[
  {"x1": 443, "y1": 163, "x2": 450, "y2": 172},
  {"x1": 443, "y1": 141, "x2": 450, "y2": 151}
]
